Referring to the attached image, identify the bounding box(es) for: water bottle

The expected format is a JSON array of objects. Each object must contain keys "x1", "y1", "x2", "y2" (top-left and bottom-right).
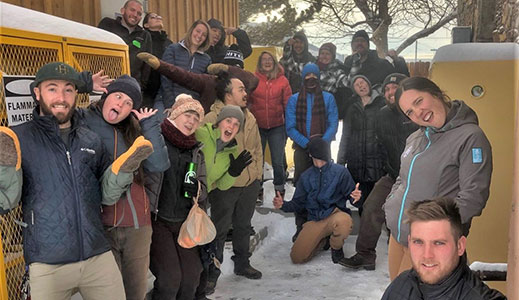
[{"x1": 184, "y1": 162, "x2": 197, "y2": 198}]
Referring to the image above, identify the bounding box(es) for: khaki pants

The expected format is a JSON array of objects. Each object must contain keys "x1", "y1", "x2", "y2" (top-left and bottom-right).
[
  {"x1": 291, "y1": 209, "x2": 352, "y2": 264},
  {"x1": 29, "y1": 251, "x2": 125, "y2": 300},
  {"x1": 388, "y1": 235, "x2": 412, "y2": 280}
]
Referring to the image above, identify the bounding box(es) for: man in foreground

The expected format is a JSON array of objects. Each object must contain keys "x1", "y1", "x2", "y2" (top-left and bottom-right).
[{"x1": 382, "y1": 197, "x2": 506, "y2": 299}]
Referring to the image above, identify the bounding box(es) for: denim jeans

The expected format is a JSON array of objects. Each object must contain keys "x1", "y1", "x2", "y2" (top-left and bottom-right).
[{"x1": 259, "y1": 125, "x2": 287, "y2": 191}]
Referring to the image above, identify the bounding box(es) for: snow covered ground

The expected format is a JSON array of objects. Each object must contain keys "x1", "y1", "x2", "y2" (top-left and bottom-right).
[{"x1": 210, "y1": 173, "x2": 391, "y2": 300}]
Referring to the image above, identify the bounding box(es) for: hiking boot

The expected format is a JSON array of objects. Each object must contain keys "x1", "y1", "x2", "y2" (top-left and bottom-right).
[
  {"x1": 331, "y1": 248, "x2": 345, "y2": 264},
  {"x1": 340, "y1": 253, "x2": 376, "y2": 270},
  {"x1": 204, "y1": 280, "x2": 216, "y2": 295},
  {"x1": 234, "y1": 265, "x2": 262, "y2": 279}
]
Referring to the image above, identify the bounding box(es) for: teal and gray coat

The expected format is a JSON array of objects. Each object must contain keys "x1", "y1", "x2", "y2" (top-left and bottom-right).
[{"x1": 384, "y1": 100, "x2": 492, "y2": 246}]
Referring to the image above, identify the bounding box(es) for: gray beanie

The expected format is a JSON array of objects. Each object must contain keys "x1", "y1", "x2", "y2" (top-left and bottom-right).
[
  {"x1": 216, "y1": 105, "x2": 244, "y2": 130},
  {"x1": 106, "y1": 75, "x2": 142, "y2": 109}
]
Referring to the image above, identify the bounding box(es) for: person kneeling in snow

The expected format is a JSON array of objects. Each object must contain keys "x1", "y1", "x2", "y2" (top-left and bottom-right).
[{"x1": 273, "y1": 137, "x2": 361, "y2": 265}]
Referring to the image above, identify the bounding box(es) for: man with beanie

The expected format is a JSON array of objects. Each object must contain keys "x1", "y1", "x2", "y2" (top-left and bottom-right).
[
  {"x1": 273, "y1": 137, "x2": 361, "y2": 265},
  {"x1": 285, "y1": 63, "x2": 338, "y2": 241},
  {"x1": 317, "y1": 42, "x2": 351, "y2": 119},
  {"x1": 341, "y1": 73, "x2": 418, "y2": 271},
  {"x1": 98, "y1": 0, "x2": 152, "y2": 88},
  {"x1": 223, "y1": 44, "x2": 245, "y2": 69},
  {"x1": 142, "y1": 12, "x2": 173, "y2": 107},
  {"x1": 201, "y1": 70, "x2": 263, "y2": 294},
  {"x1": 206, "y1": 18, "x2": 252, "y2": 64},
  {"x1": 3, "y1": 62, "x2": 155, "y2": 299},
  {"x1": 280, "y1": 31, "x2": 316, "y2": 93},
  {"x1": 343, "y1": 30, "x2": 395, "y2": 90}
]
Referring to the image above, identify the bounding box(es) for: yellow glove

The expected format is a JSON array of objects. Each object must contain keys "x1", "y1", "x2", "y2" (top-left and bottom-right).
[
  {"x1": 137, "y1": 52, "x2": 160, "y2": 70},
  {"x1": 111, "y1": 136, "x2": 153, "y2": 175},
  {"x1": 207, "y1": 63, "x2": 229, "y2": 75},
  {"x1": 0, "y1": 126, "x2": 21, "y2": 170}
]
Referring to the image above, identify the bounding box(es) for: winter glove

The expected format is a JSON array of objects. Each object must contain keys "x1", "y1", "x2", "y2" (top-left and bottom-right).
[
  {"x1": 111, "y1": 136, "x2": 154, "y2": 175},
  {"x1": 0, "y1": 126, "x2": 21, "y2": 169},
  {"x1": 137, "y1": 52, "x2": 160, "y2": 70},
  {"x1": 183, "y1": 176, "x2": 199, "y2": 198},
  {"x1": 0, "y1": 127, "x2": 23, "y2": 213},
  {"x1": 207, "y1": 63, "x2": 229, "y2": 75},
  {"x1": 228, "y1": 150, "x2": 253, "y2": 177}
]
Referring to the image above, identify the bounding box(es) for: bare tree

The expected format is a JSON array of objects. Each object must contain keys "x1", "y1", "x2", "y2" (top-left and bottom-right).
[{"x1": 240, "y1": 0, "x2": 457, "y2": 55}]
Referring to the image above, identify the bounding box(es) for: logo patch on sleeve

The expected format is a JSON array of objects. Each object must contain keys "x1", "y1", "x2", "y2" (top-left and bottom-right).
[{"x1": 472, "y1": 147, "x2": 483, "y2": 164}]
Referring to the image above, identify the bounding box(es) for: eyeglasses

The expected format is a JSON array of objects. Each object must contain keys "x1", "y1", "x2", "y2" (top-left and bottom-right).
[{"x1": 149, "y1": 15, "x2": 162, "y2": 20}]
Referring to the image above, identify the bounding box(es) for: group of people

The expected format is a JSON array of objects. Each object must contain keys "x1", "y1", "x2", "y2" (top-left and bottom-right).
[{"x1": 0, "y1": 0, "x2": 508, "y2": 299}]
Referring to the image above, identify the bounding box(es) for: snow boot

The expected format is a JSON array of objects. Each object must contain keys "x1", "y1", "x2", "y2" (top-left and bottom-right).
[
  {"x1": 340, "y1": 253, "x2": 376, "y2": 270},
  {"x1": 331, "y1": 248, "x2": 345, "y2": 264},
  {"x1": 234, "y1": 264, "x2": 262, "y2": 280}
]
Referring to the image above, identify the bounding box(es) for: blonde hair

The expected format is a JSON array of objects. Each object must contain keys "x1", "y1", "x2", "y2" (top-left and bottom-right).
[
  {"x1": 256, "y1": 51, "x2": 280, "y2": 80},
  {"x1": 183, "y1": 20, "x2": 211, "y2": 53}
]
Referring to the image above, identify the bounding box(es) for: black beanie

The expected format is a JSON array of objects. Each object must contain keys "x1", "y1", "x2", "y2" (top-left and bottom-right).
[
  {"x1": 352, "y1": 30, "x2": 370, "y2": 43},
  {"x1": 224, "y1": 44, "x2": 244, "y2": 69},
  {"x1": 106, "y1": 75, "x2": 142, "y2": 109},
  {"x1": 382, "y1": 73, "x2": 408, "y2": 91},
  {"x1": 307, "y1": 137, "x2": 331, "y2": 161}
]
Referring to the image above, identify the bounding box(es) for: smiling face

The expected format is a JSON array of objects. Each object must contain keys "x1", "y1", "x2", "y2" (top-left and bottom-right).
[
  {"x1": 172, "y1": 111, "x2": 200, "y2": 136},
  {"x1": 120, "y1": 0, "x2": 143, "y2": 28},
  {"x1": 293, "y1": 38, "x2": 304, "y2": 54},
  {"x1": 353, "y1": 77, "x2": 370, "y2": 97},
  {"x1": 224, "y1": 78, "x2": 247, "y2": 108},
  {"x1": 34, "y1": 79, "x2": 77, "y2": 128},
  {"x1": 398, "y1": 89, "x2": 448, "y2": 128},
  {"x1": 384, "y1": 83, "x2": 399, "y2": 104},
  {"x1": 351, "y1": 37, "x2": 369, "y2": 56},
  {"x1": 101, "y1": 92, "x2": 134, "y2": 124},
  {"x1": 218, "y1": 117, "x2": 240, "y2": 143},
  {"x1": 191, "y1": 24, "x2": 208, "y2": 49},
  {"x1": 260, "y1": 53, "x2": 275, "y2": 73},
  {"x1": 409, "y1": 220, "x2": 465, "y2": 285},
  {"x1": 318, "y1": 49, "x2": 333, "y2": 65}
]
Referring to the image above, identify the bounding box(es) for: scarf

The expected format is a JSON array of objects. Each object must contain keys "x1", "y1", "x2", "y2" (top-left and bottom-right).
[
  {"x1": 296, "y1": 78, "x2": 326, "y2": 139},
  {"x1": 161, "y1": 118, "x2": 197, "y2": 149}
]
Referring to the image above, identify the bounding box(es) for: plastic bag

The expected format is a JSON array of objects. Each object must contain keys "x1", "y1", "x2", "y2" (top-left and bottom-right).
[{"x1": 178, "y1": 181, "x2": 216, "y2": 248}]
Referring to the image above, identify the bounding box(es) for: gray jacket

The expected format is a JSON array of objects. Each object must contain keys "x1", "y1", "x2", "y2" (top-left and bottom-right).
[{"x1": 384, "y1": 100, "x2": 492, "y2": 246}]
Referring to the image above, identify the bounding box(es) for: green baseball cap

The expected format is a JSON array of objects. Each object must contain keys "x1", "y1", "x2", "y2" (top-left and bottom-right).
[{"x1": 33, "y1": 62, "x2": 85, "y2": 89}]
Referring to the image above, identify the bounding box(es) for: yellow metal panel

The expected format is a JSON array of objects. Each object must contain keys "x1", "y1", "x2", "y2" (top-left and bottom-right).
[{"x1": 430, "y1": 59, "x2": 517, "y2": 294}]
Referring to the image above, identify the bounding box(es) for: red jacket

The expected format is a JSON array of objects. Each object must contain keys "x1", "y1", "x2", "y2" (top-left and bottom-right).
[{"x1": 249, "y1": 70, "x2": 292, "y2": 129}]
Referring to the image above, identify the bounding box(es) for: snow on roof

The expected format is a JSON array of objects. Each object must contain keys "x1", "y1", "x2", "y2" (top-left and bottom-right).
[
  {"x1": 0, "y1": 2, "x2": 125, "y2": 45},
  {"x1": 433, "y1": 43, "x2": 519, "y2": 63}
]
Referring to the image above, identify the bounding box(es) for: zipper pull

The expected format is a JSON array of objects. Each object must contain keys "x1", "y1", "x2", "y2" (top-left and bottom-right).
[{"x1": 66, "y1": 151, "x2": 72, "y2": 165}]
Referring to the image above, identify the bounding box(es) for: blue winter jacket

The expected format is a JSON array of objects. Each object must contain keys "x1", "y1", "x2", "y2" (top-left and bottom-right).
[
  {"x1": 281, "y1": 162, "x2": 356, "y2": 221},
  {"x1": 12, "y1": 109, "x2": 112, "y2": 265},
  {"x1": 285, "y1": 91, "x2": 338, "y2": 148},
  {"x1": 159, "y1": 40, "x2": 211, "y2": 108}
]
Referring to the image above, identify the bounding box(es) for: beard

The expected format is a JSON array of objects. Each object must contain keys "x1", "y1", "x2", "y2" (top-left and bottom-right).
[{"x1": 39, "y1": 99, "x2": 76, "y2": 125}]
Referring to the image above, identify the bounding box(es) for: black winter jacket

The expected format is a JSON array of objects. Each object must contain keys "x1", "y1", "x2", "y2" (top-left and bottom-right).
[
  {"x1": 143, "y1": 29, "x2": 173, "y2": 102},
  {"x1": 343, "y1": 50, "x2": 395, "y2": 88},
  {"x1": 98, "y1": 16, "x2": 152, "y2": 86},
  {"x1": 154, "y1": 138, "x2": 207, "y2": 223},
  {"x1": 338, "y1": 95, "x2": 385, "y2": 183},
  {"x1": 12, "y1": 109, "x2": 111, "y2": 265},
  {"x1": 376, "y1": 105, "x2": 418, "y2": 179},
  {"x1": 382, "y1": 257, "x2": 507, "y2": 300}
]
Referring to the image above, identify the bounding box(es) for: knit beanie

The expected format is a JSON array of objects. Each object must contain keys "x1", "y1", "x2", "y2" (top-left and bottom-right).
[
  {"x1": 382, "y1": 73, "x2": 408, "y2": 91},
  {"x1": 350, "y1": 74, "x2": 372, "y2": 94},
  {"x1": 216, "y1": 105, "x2": 244, "y2": 130},
  {"x1": 307, "y1": 137, "x2": 331, "y2": 161},
  {"x1": 319, "y1": 43, "x2": 337, "y2": 60},
  {"x1": 224, "y1": 44, "x2": 244, "y2": 69},
  {"x1": 301, "y1": 63, "x2": 320, "y2": 80},
  {"x1": 167, "y1": 93, "x2": 205, "y2": 121},
  {"x1": 352, "y1": 30, "x2": 370, "y2": 43},
  {"x1": 106, "y1": 75, "x2": 142, "y2": 109}
]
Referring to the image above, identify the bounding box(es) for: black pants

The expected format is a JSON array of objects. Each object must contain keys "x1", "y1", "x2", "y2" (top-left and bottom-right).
[
  {"x1": 355, "y1": 175, "x2": 394, "y2": 261},
  {"x1": 149, "y1": 219, "x2": 202, "y2": 300},
  {"x1": 293, "y1": 144, "x2": 313, "y2": 186},
  {"x1": 209, "y1": 181, "x2": 260, "y2": 276}
]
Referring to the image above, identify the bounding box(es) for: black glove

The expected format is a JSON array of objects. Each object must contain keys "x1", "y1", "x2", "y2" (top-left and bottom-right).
[
  {"x1": 228, "y1": 150, "x2": 253, "y2": 177},
  {"x1": 183, "y1": 176, "x2": 199, "y2": 198}
]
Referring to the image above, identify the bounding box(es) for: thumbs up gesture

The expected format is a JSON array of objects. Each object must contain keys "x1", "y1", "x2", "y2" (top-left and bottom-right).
[
  {"x1": 273, "y1": 191, "x2": 284, "y2": 209},
  {"x1": 350, "y1": 183, "x2": 362, "y2": 204}
]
